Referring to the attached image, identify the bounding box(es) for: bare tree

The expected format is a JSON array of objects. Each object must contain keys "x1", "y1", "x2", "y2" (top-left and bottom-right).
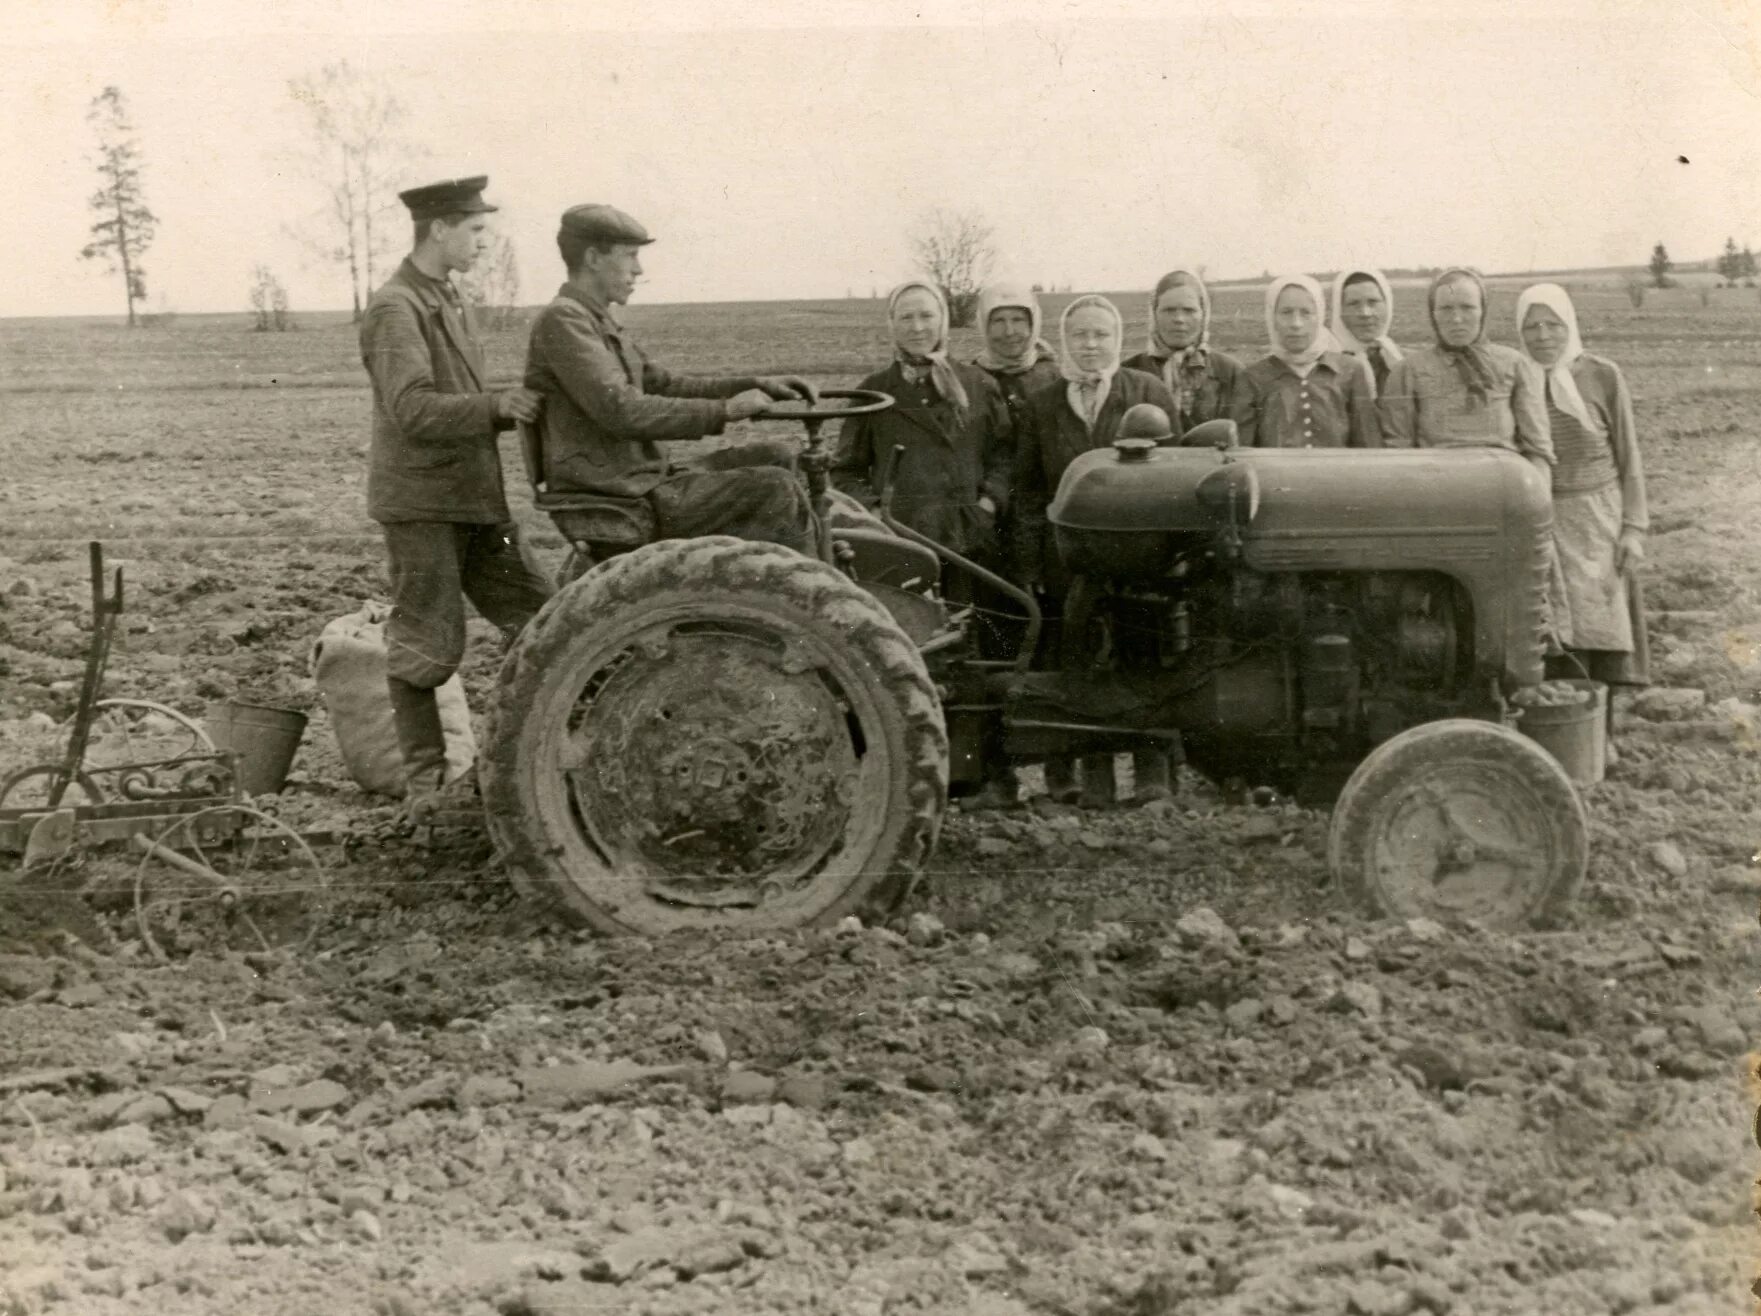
[
  {"x1": 285, "y1": 62, "x2": 424, "y2": 320},
  {"x1": 909, "y1": 208, "x2": 997, "y2": 329},
  {"x1": 460, "y1": 232, "x2": 522, "y2": 330},
  {"x1": 79, "y1": 86, "x2": 158, "y2": 328},
  {"x1": 249, "y1": 265, "x2": 292, "y2": 331}
]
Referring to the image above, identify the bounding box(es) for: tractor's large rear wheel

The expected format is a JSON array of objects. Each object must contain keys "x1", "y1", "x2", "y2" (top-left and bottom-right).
[
  {"x1": 481, "y1": 536, "x2": 948, "y2": 936},
  {"x1": 1328, "y1": 718, "x2": 1586, "y2": 929}
]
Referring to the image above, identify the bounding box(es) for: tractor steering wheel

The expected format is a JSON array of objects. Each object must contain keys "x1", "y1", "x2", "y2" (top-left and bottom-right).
[{"x1": 755, "y1": 387, "x2": 894, "y2": 422}]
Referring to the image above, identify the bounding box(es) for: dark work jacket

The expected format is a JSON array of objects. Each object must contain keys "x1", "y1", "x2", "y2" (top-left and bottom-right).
[
  {"x1": 1120, "y1": 347, "x2": 1241, "y2": 437},
  {"x1": 360, "y1": 258, "x2": 512, "y2": 523},
  {"x1": 1013, "y1": 367, "x2": 1180, "y2": 585},
  {"x1": 972, "y1": 355, "x2": 1064, "y2": 436},
  {"x1": 524, "y1": 284, "x2": 762, "y2": 498},
  {"x1": 831, "y1": 361, "x2": 1013, "y2": 559}
]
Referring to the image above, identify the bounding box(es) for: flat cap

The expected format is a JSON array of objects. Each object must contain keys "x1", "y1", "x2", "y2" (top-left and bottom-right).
[
  {"x1": 559, "y1": 204, "x2": 654, "y2": 246},
  {"x1": 398, "y1": 176, "x2": 497, "y2": 222}
]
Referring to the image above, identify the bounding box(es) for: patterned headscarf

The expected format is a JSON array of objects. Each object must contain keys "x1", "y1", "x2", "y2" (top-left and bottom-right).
[
  {"x1": 974, "y1": 283, "x2": 1056, "y2": 374},
  {"x1": 1427, "y1": 267, "x2": 1499, "y2": 401},
  {"x1": 1144, "y1": 269, "x2": 1213, "y2": 392},
  {"x1": 1516, "y1": 282, "x2": 1598, "y2": 434},
  {"x1": 1059, "y1": 293, "x2": 1124, "y2": 431},
  {"x1": 1329, "y1": 268, "x2": 1404, "y2": 396},
  {"x1": 886, "y1": 281, "x2": 970, "y2": 421},
  {"x1": 1264, "y1": 274, "x2": 1342, "y2": 374}
]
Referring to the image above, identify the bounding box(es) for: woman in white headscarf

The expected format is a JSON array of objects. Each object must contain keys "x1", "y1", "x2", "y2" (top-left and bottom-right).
[
  {"x1": 971, "y1": 282, "x2": 1062, "y2": 418},
  {"x1": 1229, "y1": 274, "x2": 1381, "y2": 448},
  {"x1": 834, "y1": 280, "x2": 1020, "y2": 806},
  {"x1": 1121, "y1": 268, "x2": 1241, "y2": 437},
  {"x1": 1328, "y1": 267, "x2": 1404, "y2": 397},
  {"x1": 1517, "y1": 282, "x2": 1650, "y2": 698},
  {"x1": 1014, "y1": 294, "x2": 1181, "y2": 806},
  {"x1": 834, "y1": 280, "x2": 1012, "y2": 554}
]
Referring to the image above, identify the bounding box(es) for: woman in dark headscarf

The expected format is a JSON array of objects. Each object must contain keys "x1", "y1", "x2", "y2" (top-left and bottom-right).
[
  {"x1": 1328, "y1": 267, "x2": 1404, "y2": 397},
  {"x1": 1229, "y1": 274, "x2": 1381, "y2": 448},
  {"x1": 1380, "y1": 267, "x2": 1565, "y2": 646},
  {"x1": 1121, "y1": 268, "x2": 1240, "y2": 438},
  {"x1": 1015, "y1": 294, "x2": 1181, "y2": 806},
  {"x1": 834, "y1": 280, "x2": 1020, "y2": 807},
  {"x1": 1378, "y1": 267, "x2": 1552, "y2": 472},
  {"x1": 1517, "y1": 282, "x2": 1650, "y2": 732}
]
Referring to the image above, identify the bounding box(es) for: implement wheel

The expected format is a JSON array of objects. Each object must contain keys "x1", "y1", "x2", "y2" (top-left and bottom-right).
[
  {"x1": 1328, "y1": 718, "x2": 1586, "y2": 930},
  {"x1": 481, "y1": 536, "x2": 948, "y2": 936}
]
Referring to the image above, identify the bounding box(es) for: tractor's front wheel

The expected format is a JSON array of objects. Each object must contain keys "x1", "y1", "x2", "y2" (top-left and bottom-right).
[
  {"x1": 1328, "y1": 718, "x2": 1587, "y2": 929},
  {"x1": 481, "y1": 537, "x2": 948, "y2": 936}
]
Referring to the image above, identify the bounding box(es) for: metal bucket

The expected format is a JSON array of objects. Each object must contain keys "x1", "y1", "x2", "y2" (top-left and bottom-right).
[
  {"x1": 205, "y1": 700, "x2": 308, "y2": 797},
  {"x1": 1517, "y1": 679, "x2": 1606, "y2": 788}
]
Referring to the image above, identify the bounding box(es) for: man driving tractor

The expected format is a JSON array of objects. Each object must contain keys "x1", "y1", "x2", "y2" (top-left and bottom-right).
[{"x1": 523, "y1": 204, "x2": 823, "y2": 553}]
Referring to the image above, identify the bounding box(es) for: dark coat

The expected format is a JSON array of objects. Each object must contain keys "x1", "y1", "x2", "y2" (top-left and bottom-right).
[
  {"x1": 832, "y1": 360, "x2": 1013, "y2": 558},
  {"x1": 524, "y1": 284, "x2": 763, "y2": 498},
  {"x1": 972, "y1": 355, "x2": 1064, "y2": 434},
  {"x1": 1119, "y1": 347, "x2": 1241, "y2": 437},
  {"x1": 360, "y1": 258, "x2": 513, "y2": 524},
  {"x1": 1013, "y1": 367, "x2": 1180, "y2": 585}
]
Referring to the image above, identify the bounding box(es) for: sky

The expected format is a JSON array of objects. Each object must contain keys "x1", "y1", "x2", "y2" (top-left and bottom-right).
[{"x1": 5, "y1": 0, "x2": 1760, "y2": 316}]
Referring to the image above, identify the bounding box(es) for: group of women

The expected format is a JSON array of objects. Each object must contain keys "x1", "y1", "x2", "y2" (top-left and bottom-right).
[{"x1": 832, "y1": 266, "x2": 1651, "y2": 809}]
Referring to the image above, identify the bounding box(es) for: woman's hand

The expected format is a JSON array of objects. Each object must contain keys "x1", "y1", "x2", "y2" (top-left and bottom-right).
[{"x1": 1615, "y1": 526, "x2": 1646, "y2": 575}]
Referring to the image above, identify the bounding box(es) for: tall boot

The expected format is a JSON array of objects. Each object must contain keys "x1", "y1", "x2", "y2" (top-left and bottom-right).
[
  {"x1": 1133, "y1": 747, "x2": 1173, "y2": 804},
  {"x1": 387, "y1": 677, "x2": 449, "y2": 818},
  {"x1": 1079, "y1": 752, "x2": 1117, "y2": 810}
]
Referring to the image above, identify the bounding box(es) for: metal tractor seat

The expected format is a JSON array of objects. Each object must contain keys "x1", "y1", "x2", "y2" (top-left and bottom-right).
[{"x1": 518, "y1": 421, "x2": 656, "y2": 565}]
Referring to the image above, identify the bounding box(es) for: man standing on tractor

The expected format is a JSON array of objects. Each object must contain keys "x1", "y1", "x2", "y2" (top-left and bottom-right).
[
  {"x1": 524, "y1": 204, "x2": 821, "y2": 553},
  {"x1": 359, "y1": 175, "x2": 554, "y2": 821}
]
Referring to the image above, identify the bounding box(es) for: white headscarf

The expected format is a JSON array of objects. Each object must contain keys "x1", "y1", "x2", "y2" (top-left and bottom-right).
[
  {"x1": 974, "y1": 283, "x2": 1056, "y2": 374},
  {"x1": 886, "y1": 280, "x2": 970, "y2": 421},
  {"x1": 1059, "y1": 293, "x2": 1123, "y2": 431},
  {"x1": 1265, "y1": 274, "x2": 1342, "y2": 376},
  {"x1": 1516, "y1": 282, "x2": 1598, "y2": 435},
  {"x1": 1144, "y1": 269, "x2": 1212, "y2": 392},
  {"x1": 1328, "y1": 268, "x2": 1404, "y2": 395}
]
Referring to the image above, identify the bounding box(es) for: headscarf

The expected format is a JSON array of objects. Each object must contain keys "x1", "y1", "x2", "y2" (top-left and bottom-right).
[
  {"x1": 1515, "y1": 282, "x2": 1598, "y2": 434},
  {"x1": 886, "y1": 280, "x2": 970, "y2": 420},
  {"x1": 1264, "y1": 274, "x2": 1342, "y2": 376},
  {"x1": 1143, "y1": 269, "x2": 1213, "y2": 393},
  {"x1": 974, "y1": 283, "x2": 1056, "y2": 374},
  {"x1": 1329, "y1": 268, "x2": 1404, "y2": 396},
  {"x1": 1426, "y1": 267, "x2": 1499, "y2": 402},
  {"x1": 1059, "y1": 293, "x2": 1124, "y2": 431}
]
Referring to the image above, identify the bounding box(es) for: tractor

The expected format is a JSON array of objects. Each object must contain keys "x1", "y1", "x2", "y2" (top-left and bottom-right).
[{"x1": 481, "y1": 392, "x2": 1588, "y2": 937}]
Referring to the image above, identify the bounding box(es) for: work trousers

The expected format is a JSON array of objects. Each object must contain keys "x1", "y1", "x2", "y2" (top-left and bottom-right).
[
  {"x1": 381, "y1": 520, "x2": 554, "y2": 690},
  {"x1": 649, "y1": 439, "x2": 814, "y2": 556}
]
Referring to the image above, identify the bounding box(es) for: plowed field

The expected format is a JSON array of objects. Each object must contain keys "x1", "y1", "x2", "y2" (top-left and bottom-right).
[{"x1": 1, "y1": 282, "x2": 1758, "y2": 1315}]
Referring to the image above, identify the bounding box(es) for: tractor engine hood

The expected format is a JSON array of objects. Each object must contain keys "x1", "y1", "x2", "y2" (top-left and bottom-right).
[
  {"x1": 1048, "y1": 441, "x2": 1556, "y2": 689},
  {"x1": 1048, "y1": 442, "x2": 1552, "y2": 573}
]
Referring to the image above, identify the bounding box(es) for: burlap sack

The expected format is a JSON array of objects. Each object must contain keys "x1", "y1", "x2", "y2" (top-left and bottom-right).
[{"x1": 308, "y1": 602, "x2": 477, "y2": 797}]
